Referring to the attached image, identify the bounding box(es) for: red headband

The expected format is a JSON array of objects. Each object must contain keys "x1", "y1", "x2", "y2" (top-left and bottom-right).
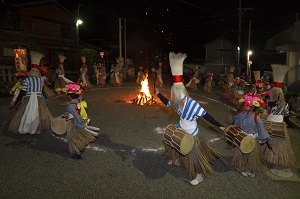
[
  {"x1": 173, "y1": 75, "x2": 183, "y2": 83},
  {"x1": 31, "y1": 64, "x2": 39, "y2": 69},
  {"x1": 273, "y1": 82, "x2": 282, "y2": 88}
]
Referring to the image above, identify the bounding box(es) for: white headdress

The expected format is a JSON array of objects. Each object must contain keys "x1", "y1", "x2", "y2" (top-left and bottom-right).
[
  {"x1": 169, "y1": 52, "x2": 187, "y2": 85},
  {"x1": 81, "y1": 56, "x2": 86, "y2": 64},
  {"x1": 269, "y1": 64, "x2": 290, "y2": 107},
  {"x1": 30, "y1": 51, "x2": 44, "y2": 68},
  {"x1": 169, "y1": 52, "x2": 189, "y2": 109},
  {"x1": 58, "y1": 55, "x2": 66, "y2": 64},
  {"x1": 29, "y1": 51, "x2": 44, "y2": 77},
  {"x1": 271, "y1": 64, "x2": 289, "y2": 88}
]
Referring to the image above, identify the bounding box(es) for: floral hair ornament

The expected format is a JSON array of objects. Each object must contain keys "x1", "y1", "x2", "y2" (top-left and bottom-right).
[
  {"x1": 242, "y1": 92, "x2": 265, "y2": 108},
  {"x1": 66, "y1": 83, "x2": 82, "y2": 94}
]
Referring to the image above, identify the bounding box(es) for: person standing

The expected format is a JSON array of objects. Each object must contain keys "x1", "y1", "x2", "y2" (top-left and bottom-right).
[
  {"x1": 54, "y1": 55, "x2": 73, "y2": 91},
  {"x1": 96, "y1": 64, "x2": 107, "y2": 87},
  {"x1": 232, "y1": 93, "x2": 271, "y2": 177},
  {"x1": 264, "y1": 64, "x2": 295, "y2": 167},
  {"x1": 8, "y1": 51, "x2": 53, "y2": 134},
  {"x1": 63, "y1": 83, "x2": 98, "y2": 159},
  {"x1": 204, "y1": 71, "x2": 213, "y2": 93},
  {"x1": 136, "y1": 66, "x2": 144, "y2": 85},
  {"x1": 155, "y1": 62, "x2": 164, "y2": 87},
  {"x1": 77, "y1": 56, "x2": 92, "y2": 89},
  {"x1": 154, "y1": 52, "x2": 226, "y2": 186},
  {"x1": 185, "y1": 67, "x2": 199, "y2": 91}
]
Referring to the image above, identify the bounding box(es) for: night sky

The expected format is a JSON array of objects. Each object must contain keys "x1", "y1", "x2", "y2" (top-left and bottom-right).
[{"x1": 4, "y1": 0, "x2": 300, "y2": 62}]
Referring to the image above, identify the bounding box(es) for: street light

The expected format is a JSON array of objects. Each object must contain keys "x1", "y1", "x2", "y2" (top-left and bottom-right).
[
  {"x1": 76, "y1": 19, "x2": 83, "y2": 68},
  {"x1": 247, "y1": 50, "x2": 252, "y2": 82}
]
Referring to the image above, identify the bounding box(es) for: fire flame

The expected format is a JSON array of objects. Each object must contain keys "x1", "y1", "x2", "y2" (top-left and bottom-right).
[
  {"x1": 140, "y1": 78, "x2": 151, "y2": 98},
  {"x1": 126, "y1": 75, "x2": 155, "y2": 105},
  {"x1": 136, "y1": 78, "x2": 152, "y2": 105}
]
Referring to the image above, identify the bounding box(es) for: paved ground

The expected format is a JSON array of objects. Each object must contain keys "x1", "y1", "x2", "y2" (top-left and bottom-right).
[{"x1": 0, "y1": 80, "x2": 299, "y2": 199}]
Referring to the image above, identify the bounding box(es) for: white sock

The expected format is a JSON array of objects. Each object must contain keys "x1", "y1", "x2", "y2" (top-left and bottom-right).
[
  {"x1": 190, "y1": 173, "x2": 203, "y2": 185},
  {"x1": 195, "y1": 173, "x2": 203, "y2": 182}
]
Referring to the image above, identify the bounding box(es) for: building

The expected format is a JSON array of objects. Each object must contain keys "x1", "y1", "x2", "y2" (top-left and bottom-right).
[
  {"x1": 0, "y1": 0, "x2": 102, "y2": 76},
  {"x1": 265, "y1": 20, "x2": 300, "y2": 92},
  {"x1": 202, "y1": 36, "x2": 239, "y2": 76}
]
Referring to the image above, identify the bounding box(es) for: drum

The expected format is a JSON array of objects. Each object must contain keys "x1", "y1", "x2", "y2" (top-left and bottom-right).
[
  {"x1": 163, "y1": 124, "x2": 194, "y2": 155},
  {"x1": 195, "y1": 79, "x2": 200, "y2": 84},
  {"x1": 51, "y1": 116, "x2": 67, "y2": 135},
  {"x1": 263, "y1": 121, "x2": 286, "y2": 139},
  {"x1": 225, "y1": 125, "x2": 255, "y2": 153}
]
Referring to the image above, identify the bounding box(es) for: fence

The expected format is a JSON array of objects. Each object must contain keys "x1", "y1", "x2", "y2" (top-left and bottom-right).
[{"x1": 0, "y1": 65, "x2": 17, "y2": 83}]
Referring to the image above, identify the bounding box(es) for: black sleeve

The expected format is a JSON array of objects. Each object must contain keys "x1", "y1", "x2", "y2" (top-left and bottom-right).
[
  {"x1": 267, "y1": 101, "x2": 276, "y2": 108},
  {"x1": 203, "y1": 112, "x2": 224, "y2": 127},
  {"x1": 157, "y1": 93, "x2": 169, "y2": 106},
  {"x1": 15, "y1": 90, "x2": 27, "y2": 105}
]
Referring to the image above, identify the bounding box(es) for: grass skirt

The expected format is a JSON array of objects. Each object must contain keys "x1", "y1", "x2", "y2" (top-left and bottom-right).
[
  {"x1": 43, "y1": 85, "x2": 56, "y2": 99},
  {"x1": 8, "y1": 96, "x2": 53, "y2": 134},
  {"x1": 261, "y1": 136, "x2": 296, "y2": 167},
  {"x1": 77, "y1": 75, "x2": 92, "y2": 89},
  {"x1": 163, "y1": 133, "x2": 221, "y2": 179},
  {"x1": 67, "y1": 120, "x2": 97, "y2": 154},
  {"x1": 54, "y1": 77, "x2": 66, "y2": 90},
  {"x1": 230, "y1": 140, "x2": 262, "y2": 173}
]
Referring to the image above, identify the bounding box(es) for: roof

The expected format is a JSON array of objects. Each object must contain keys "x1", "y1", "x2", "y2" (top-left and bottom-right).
[
  {"x1": 203, "y1": 36, "x2": 236, "y2": 47},
  {"x1": 11, "y1": 0, "x2": 76, "y2": 18},
  {"x1": 265, "y1": 21, "x2": 300, "y2": 51}
]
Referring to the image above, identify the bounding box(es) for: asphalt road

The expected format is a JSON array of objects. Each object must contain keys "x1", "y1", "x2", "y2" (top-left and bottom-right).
[{"x1": 0, "y1": 81, "x2": 299, "y2": 199}]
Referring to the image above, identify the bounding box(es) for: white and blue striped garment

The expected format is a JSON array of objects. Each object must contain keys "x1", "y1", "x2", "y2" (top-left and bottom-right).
[
  {"x1": 270, "y1": 102, "x2": 289, "y2": 116},
  {"x1": 22, "y1": 76, "x2": 45, "y2": 92},
  {"x1": 167, "y1": 97, "x2": 206, "y2": 121}
]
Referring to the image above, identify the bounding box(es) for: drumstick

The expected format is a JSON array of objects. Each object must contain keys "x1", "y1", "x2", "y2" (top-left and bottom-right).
[{"x1": 266, "y1": 141, "x2": 276, "y2": 156}]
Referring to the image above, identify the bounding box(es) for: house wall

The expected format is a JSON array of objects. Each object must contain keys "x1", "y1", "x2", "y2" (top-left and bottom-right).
[
  {"x1": 19, "y1": 5, "x2": 76, "y2": 40},
  {"x1": 286, "y1": 51, "x2": 300, "y2": 91},
  {"x1": 206, "y1": 39, "x2": 235, "y2": 60}
]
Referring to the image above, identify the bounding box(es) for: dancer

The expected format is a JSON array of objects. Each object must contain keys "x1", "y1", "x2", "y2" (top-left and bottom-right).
[
  {"x1": 54, "y1": 55, "x2": 73, "y2": 91},
  {"x1": 232, "y1": 92, "x2": 270, "y2": 177},
  {"x1": 185, "y1": 66, "x2": 199, "y2": 91},
  {"x1": 96, "y1": 64, "x2": 106, "y2": 87},
  {"x1": 155, "y1": 62, "x2": 164, "y2": 87},
  {"x1": 8, "y1": 51, "x2": 53, "y2": 134},
  {"x1": 78, "y1": 56, "x2": 92, "y2": 89},
  {"x1": 136, "y1": 66, "x2": 144, "y2": 85},
  {"x1": 52, "y1": 83, "x2": 98, "y2": 159},
  {"x1": 154, "y1": 52, "x2": 226, "y2": 186},
  {"x1": 264, "y1": 64, "x2": 295, "y2": 167},
  {"x1": 204, "y1": 71, "x2": 213, "y2": 93},
  {"x1": 110, "y1": 63, "x2": 122, "y2": 87}
]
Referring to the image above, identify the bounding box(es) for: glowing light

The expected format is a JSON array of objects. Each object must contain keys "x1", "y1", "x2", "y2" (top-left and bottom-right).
[{"x1": 76, "y1": 19, "x2": 83, "y2": 26}]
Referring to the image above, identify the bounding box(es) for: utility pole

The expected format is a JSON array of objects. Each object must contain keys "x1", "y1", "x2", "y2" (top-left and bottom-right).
[
  {"x1": 237, "y1": 0, "x2": 253, "y2": 76},
  {"x1": 124, "y1": 18, "x2": 126, "y2": 66},
  {"x1": 247, "y1": 20, "x2": 252, "y2": 82}
]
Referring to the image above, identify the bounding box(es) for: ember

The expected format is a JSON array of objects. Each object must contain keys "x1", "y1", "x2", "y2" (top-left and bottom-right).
[{"x1": 126, "y1": 77, "x2": 156, "y2": 105}]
